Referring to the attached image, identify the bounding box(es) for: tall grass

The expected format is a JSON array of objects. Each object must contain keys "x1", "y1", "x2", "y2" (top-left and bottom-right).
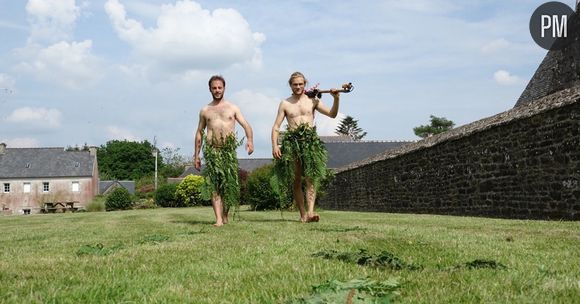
[{"x1": 0, "y1": 207, "x2": 578, "y2": 303}]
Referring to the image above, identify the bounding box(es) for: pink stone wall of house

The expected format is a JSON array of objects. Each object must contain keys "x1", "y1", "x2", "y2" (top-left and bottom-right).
[{"x1": 0, "y1": 177, "x2": 95, "y2": 213}]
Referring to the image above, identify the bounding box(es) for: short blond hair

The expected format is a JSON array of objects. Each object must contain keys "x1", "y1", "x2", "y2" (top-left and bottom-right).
[{"x1": 288, "y1": 71, "x2": 307, "y2": 86}]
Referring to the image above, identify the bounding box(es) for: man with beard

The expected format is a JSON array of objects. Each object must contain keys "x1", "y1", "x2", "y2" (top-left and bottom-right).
[
  {"x1": 271, "y1": 72, "x2": 340, "y2": 223},
  {"x1": 194, "y1": 75, "x2": 254, "y2": 227}
]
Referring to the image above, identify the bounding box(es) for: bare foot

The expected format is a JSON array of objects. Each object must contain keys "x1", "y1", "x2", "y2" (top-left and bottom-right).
[
  {"x1": 223, "y1": 215, "x2": 229, "y2": 224},
  {"x1": 306, "y1": 214, "x2": 320, "y2": 223},
  {"x1": 300, "y1": 217, "x2": 308, "y2": 223},
  {"x1": 213, "y1": 222, "x2": 224, "y2": 227}
]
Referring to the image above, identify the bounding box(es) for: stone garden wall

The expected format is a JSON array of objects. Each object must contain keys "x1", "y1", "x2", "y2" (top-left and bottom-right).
[{"x1": 319, "y1": 86, "x2": 580, "y2": 220}]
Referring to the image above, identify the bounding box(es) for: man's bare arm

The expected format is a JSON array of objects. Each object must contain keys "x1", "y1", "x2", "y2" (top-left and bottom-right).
[
  {"x1": 315, "y1": 90, "x2": 340, "y2": 118},
  {"x1": 234, "y1": 105, "x2": 254, "y2": 155},
  {"x1": 194, "y1": 109, "x2": 206, "y2": 170},
  {"x1": 271, "y1": 101, "x2": 286, "y2": 159}
]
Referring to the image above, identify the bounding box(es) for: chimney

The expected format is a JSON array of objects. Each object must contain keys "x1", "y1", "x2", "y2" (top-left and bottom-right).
[
  {"x1": 88, "y1": 146, "x2": 97, "y2": 157},
  {"x1": 0, "y1": 143, "x2": 6, "y2": 155}
]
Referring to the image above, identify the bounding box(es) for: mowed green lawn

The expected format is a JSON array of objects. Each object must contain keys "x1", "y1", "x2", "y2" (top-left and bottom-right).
[{"x1": 0, "y1": 207, "x2": 578, "y2": 303}]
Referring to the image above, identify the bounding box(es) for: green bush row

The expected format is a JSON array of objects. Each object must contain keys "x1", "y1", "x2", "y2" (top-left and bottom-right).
[{"x1": 89, "y1": 165, "x2": 334, "y2": 211}]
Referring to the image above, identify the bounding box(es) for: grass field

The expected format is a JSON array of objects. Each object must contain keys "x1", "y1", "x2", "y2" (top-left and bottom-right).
[{"x1": 0, "y1": 207, "x2": 578, "y2": 303}]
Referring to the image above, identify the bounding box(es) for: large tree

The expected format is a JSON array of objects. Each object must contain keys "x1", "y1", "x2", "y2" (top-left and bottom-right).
[
  {"x1": 413, "y1": 115, "x2": 455, "y2": 138},
  {"x1": 97, "y1": 140, "x2": 160, "y2": 180},
  {"x1": 335, "y1": 115, "x2": 367, "y2": 141}
]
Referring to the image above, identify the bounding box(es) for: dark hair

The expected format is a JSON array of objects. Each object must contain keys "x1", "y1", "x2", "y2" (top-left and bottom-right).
[{"x1": 208, "y1": 75, "x2": 226, "y2": 87}]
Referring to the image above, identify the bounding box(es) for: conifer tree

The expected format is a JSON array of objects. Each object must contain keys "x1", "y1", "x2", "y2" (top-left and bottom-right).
[{"x1": 335, "y1": 115, "x2": 367, "y2": 141}]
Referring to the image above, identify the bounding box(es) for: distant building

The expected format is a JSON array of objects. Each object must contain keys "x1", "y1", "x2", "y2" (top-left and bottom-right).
[
  {"x1": 0, "y1": 143, "x2": 99, "y2": 214},
  {"x1": 99, "y1": 180, "x2": 135, "y2": 195},
  {"x1": 320, "y1": 136, "x2": 414, "y2": 169}
]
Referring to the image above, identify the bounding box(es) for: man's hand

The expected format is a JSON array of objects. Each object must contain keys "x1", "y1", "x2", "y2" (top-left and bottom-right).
[
  {"x1": 194, "y1": 156, "x2": 201, "y2": 171},
  {"x1": 330, "y1": 89, "x2": 340, "y2": 98},
  {"x1": 246, "y1": 141, "x2": 254, "y2": 155},
  {"x1": 272, "y1": 145, "x2": 282, "y2": 159}
]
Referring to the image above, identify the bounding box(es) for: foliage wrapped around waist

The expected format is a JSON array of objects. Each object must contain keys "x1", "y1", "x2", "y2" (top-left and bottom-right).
[
  {"x1": 270, "y1": 124, "x2": 328, "y2": 197},
  {"x1": 200, "y1": 133, "x2": 243, "y2": 209}
]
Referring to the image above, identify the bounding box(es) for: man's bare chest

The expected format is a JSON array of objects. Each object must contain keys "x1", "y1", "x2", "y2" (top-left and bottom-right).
[
  {"x1": 206, "y1": 108, "x2": 235, "y2": 123},
  {"x1": 285, "y1": 101, "x2": 314, "y2": 118}
]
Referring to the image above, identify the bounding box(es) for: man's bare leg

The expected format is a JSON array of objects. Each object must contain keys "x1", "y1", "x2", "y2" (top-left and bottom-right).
[
  {"x1": 293, "y1": 161, "x2": 307, "y2": 222},
  {"x1": 212, "y1": 192, "x2": 224, "y2": 227},
  {"x1": 305, "y1": 178, "x2": 318, "y2": 221},
  {"x1": 223, "y1": 206, "x2": 229, "y2": 224}
]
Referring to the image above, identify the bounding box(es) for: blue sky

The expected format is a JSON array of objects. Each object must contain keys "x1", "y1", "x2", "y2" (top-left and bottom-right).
[{"x1": 0, "y1": 0, "x2": 565, "y2": 159}]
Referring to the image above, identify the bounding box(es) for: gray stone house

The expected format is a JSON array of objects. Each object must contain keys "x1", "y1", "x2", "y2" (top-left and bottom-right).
[{"x1": 0, "y1": 143, "x2": 99, "y2": 214}]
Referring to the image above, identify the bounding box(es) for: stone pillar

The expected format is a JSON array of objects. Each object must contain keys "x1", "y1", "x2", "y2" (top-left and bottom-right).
[{"x1": 0, "y1": 142, "x2": 6, "y2": 155}]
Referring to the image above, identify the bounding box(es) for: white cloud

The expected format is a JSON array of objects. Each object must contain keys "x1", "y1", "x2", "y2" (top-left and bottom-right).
[
  {"x1": 16, "y1": 40, "x2": 102, "y2": 89},
  {"x1": 6, "y1": 107, "x2": 62, "y2": 128},
  {"x1": 1, "y1": 137, "x2": 40, "y2": 148},
  {"x1": 233, "y1": 89, "x2": 279, "y2": 141},
  {"x1": 481, "y1": 38, "x2": 511, "y2": 54},
  {"x1": 106, "y1": 126, "x2": 139, "y2": 141},
  {"x1": 493, "y1": 69, "x2": 522, "y2": 86},
  {"x1": 26, "y1": 0, "x2": 80, "y2": 43},
  {"x1": 0, "y1": 74, "x2": 16, "y2": 91},
  {"x1": 316, "y1": 112, "x2": 345, "y2": 136},
  {"x1": 104, "y1": 0, "x2": 266, "y2": 75}
]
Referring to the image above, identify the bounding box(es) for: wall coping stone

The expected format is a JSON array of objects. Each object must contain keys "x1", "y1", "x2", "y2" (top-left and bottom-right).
[{"x1": 336, "y1": 85, "x2": 580, "y2": 173}]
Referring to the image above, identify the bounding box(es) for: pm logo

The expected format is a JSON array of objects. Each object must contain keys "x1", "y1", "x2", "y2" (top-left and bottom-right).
[{"x1": 530, "y1": 1, "x2": 576, "y2": 50}]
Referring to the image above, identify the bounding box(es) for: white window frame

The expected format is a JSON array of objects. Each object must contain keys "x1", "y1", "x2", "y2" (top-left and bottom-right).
[
  {"x1": 23, "y1": 182, "x2": 31, "y2": 193},
  {"x1": 3, "y1": 183, "x2": 10, "y2": 193},
  {"x1": 43, "y1": 182, "x2": 50, "y2": 192},
  {"x1": 72, "y1": 181, "x2": 80, "y2": 192}
]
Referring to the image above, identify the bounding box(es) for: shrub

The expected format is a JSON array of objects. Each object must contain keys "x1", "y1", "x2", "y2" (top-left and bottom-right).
[
  {"x1": 86, "y1": 195, "x2": 106, "y2": 212},
  {"x1": 133, "y1": 198, "x2": 158, "y2": 209},
  {"x1": 238, "y1": 169, "x2": 249, "y2": 205},
  {"x1": 105, "y1": 188, "x2": 134, "y2": 211},
  {"x1": 175, "y1": 175, "x2": 208, "y2": 207},
  {"x1": 247, "y1": 164, "x2": 291, "y2": 211},
  {"x1": 154, "y1": 183, "x2": 179, "y2": 207}
]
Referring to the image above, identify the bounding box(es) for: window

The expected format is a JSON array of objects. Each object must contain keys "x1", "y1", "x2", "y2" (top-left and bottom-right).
[
  {"x1": 23, "y1": 183, "x2": 31, "y2": 193},
  {"x1": 72, "y1": 181, "x2": 79, "y2": 192},
  {"x1": 3, "y1": 183, "x2": 10, "y2": 193},
  {"x1": 43, "y1": 182, "x2": 50, "y2": 192}
]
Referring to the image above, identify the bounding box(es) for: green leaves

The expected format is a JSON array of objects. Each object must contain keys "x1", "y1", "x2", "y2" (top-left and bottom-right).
[
  {"x1": 290, "y1": 278, "x2": 400, "y2": 304},
  {"x1": 201, "y1": 133, "x2": 243, "y2": 210},
  {"x1": 413, "y1": 115, "x2": 455, "y2": 138},
  {"x1": 271, "y1": 124, "x2": 328, "y2": 201},
  {"x1": 313, "y1": 249, "x2": 422, "y2": 271}
]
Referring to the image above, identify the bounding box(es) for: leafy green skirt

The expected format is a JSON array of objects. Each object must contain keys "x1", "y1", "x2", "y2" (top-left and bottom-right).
[
  {"x1": 271, "y1": 124, "x2": 328, "y2": 195},
  {"x1": 200, "y1": 134, "x2": 241, "y2": 209}
]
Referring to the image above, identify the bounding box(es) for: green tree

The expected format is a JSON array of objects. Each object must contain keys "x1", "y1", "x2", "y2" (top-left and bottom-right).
[
  {"x1": 335, "y1": 115, "x2": 367, "y2": 141},
  {"x1": 413, "y1": 115, "x2": 455, "y2": 138},
  {"x1": 160, "y1": 146, "x2": 187, "y2": 178},
  {"x1": 97, "y1": 140, "x2": 161, "y2": 180}
]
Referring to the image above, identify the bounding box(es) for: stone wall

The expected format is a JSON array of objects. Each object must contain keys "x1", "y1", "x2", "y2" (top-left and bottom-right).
[{"x1": 319, "y1": 86, "x2": 580, "y2": 220}]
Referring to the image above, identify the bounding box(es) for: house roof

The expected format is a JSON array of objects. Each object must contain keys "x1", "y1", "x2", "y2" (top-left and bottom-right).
[
  {"x1": 238, "y1": 158, "x2": 273, "y2": 172},
  {"x1": 178, "y1": 158, "x2": 273, "y2": 178},
  {"x1": 324, "y1": 141, "x2": 413, "y2": 169},
  {"x1": 0, "y1": 147, "x2": 95, "y2": 179},
  {"x1": 515, "y1": 7, "x2": 580, "y2": 107},
  {"x1": 319, "y1": 135, "x2": 354, "y2": 143},
  {"x1": 99, "y1": 180, "x2": 135, "y2": 195}
]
